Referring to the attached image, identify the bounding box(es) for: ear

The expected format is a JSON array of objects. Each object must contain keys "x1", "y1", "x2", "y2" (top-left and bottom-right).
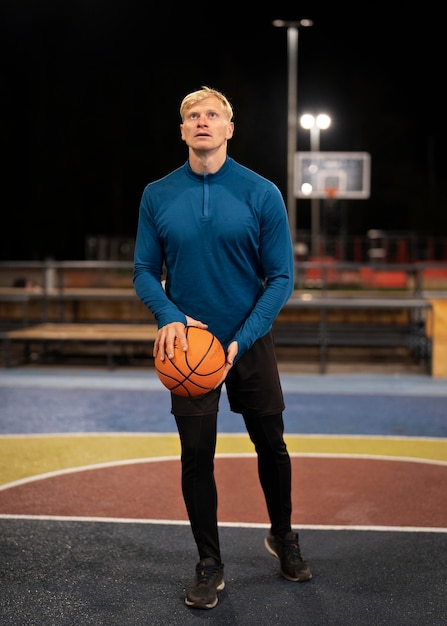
[
  {"x1": 226, "y1": 121, "x2": 234, "y2": 140},
  {"x1": 180, "y1": 123, "x2": 186, "y2": 142}
]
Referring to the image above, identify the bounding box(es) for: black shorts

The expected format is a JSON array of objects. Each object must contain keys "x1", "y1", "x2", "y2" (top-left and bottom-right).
[{"x1": 170, "y1": 330, "x2": 285, "y2": 417}]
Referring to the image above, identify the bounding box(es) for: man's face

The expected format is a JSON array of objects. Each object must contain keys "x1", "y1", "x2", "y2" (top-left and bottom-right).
[{"x1": 180, "y1": 96, "x2": 234, "y2": 152}]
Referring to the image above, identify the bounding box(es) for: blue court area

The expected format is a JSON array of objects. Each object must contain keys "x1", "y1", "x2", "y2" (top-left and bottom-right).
[
  {"x1": 1, "y1": 367, "x2": 446, "y2": 625},
  {"x1": 1, "y1": 368, "x2": 447, "y2": 437}
]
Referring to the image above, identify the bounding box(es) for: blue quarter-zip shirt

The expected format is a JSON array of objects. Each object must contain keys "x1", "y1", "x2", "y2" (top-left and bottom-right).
[{"x1": 133, "y1": 156, "x2": 294, "y2": 360}]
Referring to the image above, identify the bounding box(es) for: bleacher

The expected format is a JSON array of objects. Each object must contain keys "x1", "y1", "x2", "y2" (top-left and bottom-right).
[{"x1": 1, "y1": 260, "x2": 446, "y2": 375}]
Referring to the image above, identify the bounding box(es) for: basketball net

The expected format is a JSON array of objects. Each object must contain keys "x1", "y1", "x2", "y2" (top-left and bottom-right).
[{"x1": 325, "y1": 186, "x2": 338, "y2": 207}]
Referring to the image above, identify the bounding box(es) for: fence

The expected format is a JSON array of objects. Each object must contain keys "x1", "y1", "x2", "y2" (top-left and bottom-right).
[
  {"x1": 295, "y1": 232, "x2": 447, "y2": 264},
  {"x1": 1, "y1": 259, "x2": 447, "y2": 300}
]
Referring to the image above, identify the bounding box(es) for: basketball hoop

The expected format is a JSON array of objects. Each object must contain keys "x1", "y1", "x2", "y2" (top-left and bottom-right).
[{"x1": 295, "y1": 152, "x2": 371, "y2": 199}]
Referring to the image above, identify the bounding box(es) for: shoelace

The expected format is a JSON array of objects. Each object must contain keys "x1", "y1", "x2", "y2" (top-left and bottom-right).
[
  {"x1": 196, "y1": 562, "x2": 219, "y2": 585},
  {"x1": 283, "y1": 537, "x2": 304, "y2": 563}
]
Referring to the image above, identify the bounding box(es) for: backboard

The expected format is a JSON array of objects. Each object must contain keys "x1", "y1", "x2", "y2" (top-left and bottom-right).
[{"x1": 294, "y1": 151, "x2": 371, "y2": 199}]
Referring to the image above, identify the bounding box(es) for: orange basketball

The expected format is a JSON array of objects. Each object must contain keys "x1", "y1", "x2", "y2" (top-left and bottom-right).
[{"x1": 154, "y1": 326, "x2": 226, "y2": 397}]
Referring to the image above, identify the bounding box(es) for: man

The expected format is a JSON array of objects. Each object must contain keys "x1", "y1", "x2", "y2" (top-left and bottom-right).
[{"x1": 133, "y1": 86, "x2": 311, "y2": 610}]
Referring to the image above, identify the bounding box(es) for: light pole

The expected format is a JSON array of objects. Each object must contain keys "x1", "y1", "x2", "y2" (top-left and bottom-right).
[
  {"x1": 273, "y1": 19, "x2": 313, "y2": 249},
  {"x1": 299, "y1": 113, "x2": 331, "y2": 257}
]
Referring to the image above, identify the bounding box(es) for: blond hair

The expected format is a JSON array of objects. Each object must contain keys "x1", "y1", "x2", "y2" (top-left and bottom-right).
[{"x1": 180, "y1": 86, "x2": 234, "y2": 122}]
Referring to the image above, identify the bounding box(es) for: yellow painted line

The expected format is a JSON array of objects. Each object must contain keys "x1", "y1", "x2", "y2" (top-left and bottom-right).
[
  {"x1": 283, "y1": 434, "x2": 447, "y2": 462},
  {"x1": 0, "y1": 433, "x2": 446, "y2": 486}
]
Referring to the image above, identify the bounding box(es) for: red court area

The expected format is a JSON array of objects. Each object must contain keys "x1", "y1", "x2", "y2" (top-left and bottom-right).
[{"x1": 1, "y1": 457, "x2": 446, "y2": 528}]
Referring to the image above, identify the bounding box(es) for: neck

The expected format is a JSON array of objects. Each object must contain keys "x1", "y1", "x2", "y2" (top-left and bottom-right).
[{"x1": 188, "y1": 148, "x2": 227, "y2": 175}]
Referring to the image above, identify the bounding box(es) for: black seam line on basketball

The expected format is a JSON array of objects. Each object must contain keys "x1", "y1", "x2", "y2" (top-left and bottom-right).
[
  {"x1": 160, "y1": 360, "x2": 223, "y2": 380},
  {"x1": 184, "y1": 334, "x2": 214, "y2": 372},
  {"x1": 163, "y1": 330, "x2": 214, "y2": 377},
  {"x1": 183, "y1": 331, "x2": 223, "y2": 377},
  {"x1": 158, "y1": 372, "x2": 213, "y2": 386},
  {"x1": 157, "y1": 371, "x2": 217, "y2": 391},
  {"x1": 164, "y1": 377, "x2": 213, "y2": 392},
  {"x1": 184, "y1": 334, "x2": 222, "y2": 375},
  {"x1": 157, "y1": 368, "x2": 220, "y2": 389}
]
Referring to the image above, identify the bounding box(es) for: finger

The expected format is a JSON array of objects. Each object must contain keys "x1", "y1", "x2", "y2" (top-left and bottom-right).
[
  {"x1": 226, "y1": 341, "x2": 238, "y2": 365},
  {"x1": 154, "y1": 333, "x2": 166, "y2": 361},
  {"x1": 213, "y1": 361, "x2": 232, "y2": 388},
  {"x1": 165, "y1": 323, "x2": 188, "y2": 359},
  {"x1": 185, "y1": 315, "x2": 208, "y2": 329},
  {"x1": 165, "y1": 338, "x2": 175, "y2": 360},
  {"x1": 171, "y1": 324, "x2": 187, "y2": 353}
]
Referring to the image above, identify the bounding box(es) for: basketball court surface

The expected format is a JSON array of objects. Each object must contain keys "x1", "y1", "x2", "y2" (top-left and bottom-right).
[{"x1": 1, "y1": 366, "x2": 446, "y2": 625}]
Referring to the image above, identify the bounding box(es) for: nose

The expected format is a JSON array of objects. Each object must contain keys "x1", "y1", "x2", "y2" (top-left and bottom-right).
[{"x1": 197, "y1": 113, "x2": 208, "y2": 125}]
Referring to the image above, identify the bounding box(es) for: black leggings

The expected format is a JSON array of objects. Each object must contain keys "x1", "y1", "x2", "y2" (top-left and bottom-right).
[{"x1": 174, "y1": 410, "x2": 292, "y2": 563}]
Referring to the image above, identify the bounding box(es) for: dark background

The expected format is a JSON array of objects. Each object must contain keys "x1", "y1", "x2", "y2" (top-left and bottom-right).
[{"x1": 1, "y1": 2, "x2": 444, "y2": 260}]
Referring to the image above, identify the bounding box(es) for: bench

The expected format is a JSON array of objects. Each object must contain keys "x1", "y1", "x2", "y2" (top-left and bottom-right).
[
  {"x1": 0, "y1": 298, "x2": 434, "y2": 374},
  {"x1": 1, "y1": 323, "x2": 158, "y2": 369},
  {"x1": 275, "y1": 296, "x2": 433, "y2": 374},
  {"x1": 0, "y1": 287, "x2": 149, "y2": 324}
]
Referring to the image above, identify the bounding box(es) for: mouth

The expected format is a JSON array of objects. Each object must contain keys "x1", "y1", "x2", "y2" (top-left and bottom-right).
[{"x1": 195, "y1": 132, "x2": 211, "y2": 138}]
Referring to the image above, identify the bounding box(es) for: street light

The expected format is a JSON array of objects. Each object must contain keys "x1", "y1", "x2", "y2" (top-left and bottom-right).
[
  {"x1": 273, "y1": 18, "x2": 313, "y2": 249},
  {"x1": 299, "y1": 113, "x2": 332, "y2": 256},
  {"x1": 300, "y1": 113, "x2": 331, "y2": 150}
]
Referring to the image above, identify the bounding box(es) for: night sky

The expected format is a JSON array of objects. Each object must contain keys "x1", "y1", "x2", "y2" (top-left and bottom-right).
[{"x1": 2, "y1": 3, "x2": 444, "y2": 260}]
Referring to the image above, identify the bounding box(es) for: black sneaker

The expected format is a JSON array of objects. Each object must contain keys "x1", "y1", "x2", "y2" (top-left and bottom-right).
[
  {"x1": 264, "y1": 531, "x2": 312, "y2": 582},
  {"x1": 185, "y1": 557, "x2": 225, "y2": 609}
]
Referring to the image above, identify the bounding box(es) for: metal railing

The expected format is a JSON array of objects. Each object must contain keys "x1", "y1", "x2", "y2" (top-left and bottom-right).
[{"x1": 1, "y1": 259, "x2": 447, "y2": 295}]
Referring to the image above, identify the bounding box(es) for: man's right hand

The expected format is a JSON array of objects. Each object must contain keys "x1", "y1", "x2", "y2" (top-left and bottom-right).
[{"x1": 154, "y1": 316, "x2": 208, "y2": 361}]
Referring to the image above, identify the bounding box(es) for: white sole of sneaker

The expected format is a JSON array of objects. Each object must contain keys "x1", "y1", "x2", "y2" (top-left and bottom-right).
[
  {"x1": 264, "y1": 536, "x2": 312, "y2": 582},
  {"x1": 185, "y1": 580, "x2": 225, "y2": 610}
]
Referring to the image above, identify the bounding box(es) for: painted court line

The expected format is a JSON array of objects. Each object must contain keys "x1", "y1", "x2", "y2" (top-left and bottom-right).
[
  {"x1": 0, "y1": 514, "x2": 446, "y2": 534},
  {"x1": 1, "y1": 451, "x2": 447, "y2": 492}
]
